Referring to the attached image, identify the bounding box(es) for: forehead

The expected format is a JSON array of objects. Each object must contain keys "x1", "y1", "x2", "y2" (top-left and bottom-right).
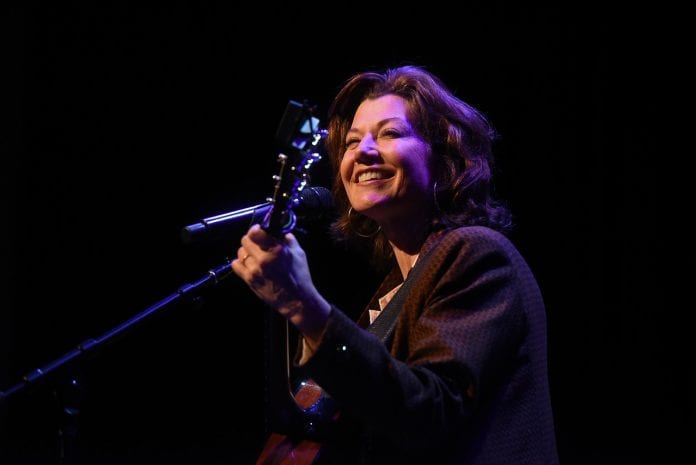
[{"x1": 352, "y1": 94, "x2": 410, "y2": 126}]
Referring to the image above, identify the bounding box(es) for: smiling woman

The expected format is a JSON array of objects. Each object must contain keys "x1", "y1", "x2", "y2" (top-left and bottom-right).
[
  {"x1": 232, "y1": 65, "x2": 559, "y2": 465},
  {"x1": 340, "y1": 94, "x2": 435, "y2": 274}
]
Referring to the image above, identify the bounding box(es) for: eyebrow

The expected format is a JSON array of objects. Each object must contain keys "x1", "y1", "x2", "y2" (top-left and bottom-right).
[{"x1": 346, "y1": 117, "x2": 409, "y2": 135}]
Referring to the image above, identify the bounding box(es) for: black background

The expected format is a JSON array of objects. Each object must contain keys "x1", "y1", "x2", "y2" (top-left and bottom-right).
[{"x1": 1, "y1": 2, "x2": 682, "y2": 464}]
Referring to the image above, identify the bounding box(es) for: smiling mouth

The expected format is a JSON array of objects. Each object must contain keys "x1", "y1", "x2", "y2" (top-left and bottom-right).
[{"x1": 356, "y1": 171, "x2": 391, "y2": 183}]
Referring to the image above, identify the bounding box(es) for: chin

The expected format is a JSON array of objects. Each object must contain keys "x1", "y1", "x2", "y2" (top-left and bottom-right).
[{"x1": 356, "y1": 197, "x2": 396, "y2": 217}]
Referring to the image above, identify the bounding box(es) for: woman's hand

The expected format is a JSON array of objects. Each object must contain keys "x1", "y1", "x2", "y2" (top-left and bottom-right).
[{"x1": 231, "y1": 224, "x2": 331, "y2": 345}]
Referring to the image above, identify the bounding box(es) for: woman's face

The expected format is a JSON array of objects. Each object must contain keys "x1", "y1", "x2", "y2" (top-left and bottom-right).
[{"x1": 340, "y1": 94, "x2": 433, "y2": 227}]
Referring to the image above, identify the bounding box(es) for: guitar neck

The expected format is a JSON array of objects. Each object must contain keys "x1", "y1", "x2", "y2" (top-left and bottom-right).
[{"x1": 258, "y1": 100, "x2": 333, "y2": 438}]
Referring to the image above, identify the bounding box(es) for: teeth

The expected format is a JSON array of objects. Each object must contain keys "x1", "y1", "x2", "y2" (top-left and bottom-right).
[{"x1": 358, "y1": 171, "x2": 385, "y2": 183}]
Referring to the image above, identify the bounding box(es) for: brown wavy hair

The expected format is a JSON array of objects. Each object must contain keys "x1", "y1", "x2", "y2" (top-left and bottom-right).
[{"x1": 326, "y1": 65, "x2": 512, "y2": 263}]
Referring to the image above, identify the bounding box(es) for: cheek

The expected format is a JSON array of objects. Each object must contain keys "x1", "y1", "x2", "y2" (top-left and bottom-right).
[
  {"x1": 419, "y1": 145, "x2": 435, "y2": 186},
  {"x1": 414, "y1": 161, "x2": 433, "y2": 186},
  {"x1": 403, "y1": 151, "x2": 433, "y2": 188},
  {"x1": 339, "y1": 154, "x2": 352, "y2": 184}
]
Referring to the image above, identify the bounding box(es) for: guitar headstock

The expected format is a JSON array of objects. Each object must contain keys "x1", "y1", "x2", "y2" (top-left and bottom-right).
[{"x1": 263, "y1": 100, "x2": 327, "y2": 237}]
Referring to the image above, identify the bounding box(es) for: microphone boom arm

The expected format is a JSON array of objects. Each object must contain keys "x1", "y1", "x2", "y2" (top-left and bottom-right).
[
  {"x1": 181, "y1": 186, "x2": 333, "y2": 245},
  {"x1": 181, "y1": 202, "x2": 272, "y2": 244}
]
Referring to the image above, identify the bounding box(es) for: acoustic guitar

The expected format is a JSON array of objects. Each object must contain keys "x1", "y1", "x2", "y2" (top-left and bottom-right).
[{"x1": 255, "y1": 100, "x2": 336, "y2": 465}]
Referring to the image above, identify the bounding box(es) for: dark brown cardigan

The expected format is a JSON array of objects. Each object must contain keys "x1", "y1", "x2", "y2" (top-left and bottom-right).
[{"x1": 299, "y1": 226, "x2": 559, "y2": 465}]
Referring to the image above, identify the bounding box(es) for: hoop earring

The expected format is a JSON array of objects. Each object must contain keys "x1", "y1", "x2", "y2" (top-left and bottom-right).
[
  {"x1": 347, "y1": 207, "x2": 381, "y2": 238},
  {"x1": 432, "y1": 181, "x2": 441, "y2": 211}
]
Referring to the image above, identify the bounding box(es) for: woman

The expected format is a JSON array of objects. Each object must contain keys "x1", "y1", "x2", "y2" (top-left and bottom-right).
[{"x1": 232, "y1": 65, "x2": 559, "y2": 465}]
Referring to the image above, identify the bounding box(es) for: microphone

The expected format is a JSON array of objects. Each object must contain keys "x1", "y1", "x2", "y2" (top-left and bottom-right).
[{"x1": 181, "y1": 186, "x2": 333, "y2": 244}]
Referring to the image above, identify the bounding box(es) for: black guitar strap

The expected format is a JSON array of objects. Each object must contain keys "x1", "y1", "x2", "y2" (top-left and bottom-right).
[{"x1": 366, "y1": 235, "x2": 442, "y2": 345}]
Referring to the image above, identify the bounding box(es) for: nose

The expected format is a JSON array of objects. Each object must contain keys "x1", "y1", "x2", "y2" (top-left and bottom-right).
[{"x1": 355, "y1": 133, "x2": 379, "y2": 162}]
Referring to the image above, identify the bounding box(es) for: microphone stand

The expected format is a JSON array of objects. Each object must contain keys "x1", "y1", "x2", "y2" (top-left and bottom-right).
[{"x1": 0, "y1": 260, "x2": 234, "y2": 463}]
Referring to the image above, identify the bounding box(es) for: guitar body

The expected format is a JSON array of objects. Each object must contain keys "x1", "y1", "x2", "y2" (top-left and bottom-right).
[
  {"x1": 255, "y1": 433, "x2": 322, "y2": 465},
  {"x1": 256, "y1": 378, "x2": 338, "y2": 465}
]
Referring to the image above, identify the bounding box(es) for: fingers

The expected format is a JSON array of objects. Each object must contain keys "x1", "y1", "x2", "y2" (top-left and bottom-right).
[
  {"x1": 247, "y1": 224, "x2": 283, "y2": 251},
  {"x1": 284, "y1": 232, "x2": 298, "y2": 248},
  {"x1": 232, "y1": 224, "x2": 285, "y2": 273},
  {"x1": 241, "y1": 224, "x2": 289, "y2": 257},
  {"x1": 238, "y1": 247, "x2": 251, "y2": 265},
  {"x1": 231, "y1": 246, "x2": 250, "y2": 277}
]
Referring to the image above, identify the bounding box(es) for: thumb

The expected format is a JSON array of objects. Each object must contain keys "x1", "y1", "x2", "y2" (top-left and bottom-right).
[{"x1": 284, "y1": 232, "x2": 299, "y2": 248}]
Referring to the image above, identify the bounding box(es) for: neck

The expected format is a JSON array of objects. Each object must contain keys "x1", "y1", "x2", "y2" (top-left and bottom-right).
[
  {"x1": 393, "y1": 248, "x2": 420, "y2": 279},
  {"x1": 383, "y1": 220, "x2": 430, "y2": 279},
  {"x1": 372, "y1": 200, "x2": 434, "y2": 278}
]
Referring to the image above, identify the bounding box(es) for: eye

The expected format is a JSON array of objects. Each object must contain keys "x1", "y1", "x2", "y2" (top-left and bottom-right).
[
  {"x1": 380, "y1": 128, "x2": 401, "y2": 138},
  {"x1": 345, "y1": 137, "x2": 360, "y2": 149}
]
